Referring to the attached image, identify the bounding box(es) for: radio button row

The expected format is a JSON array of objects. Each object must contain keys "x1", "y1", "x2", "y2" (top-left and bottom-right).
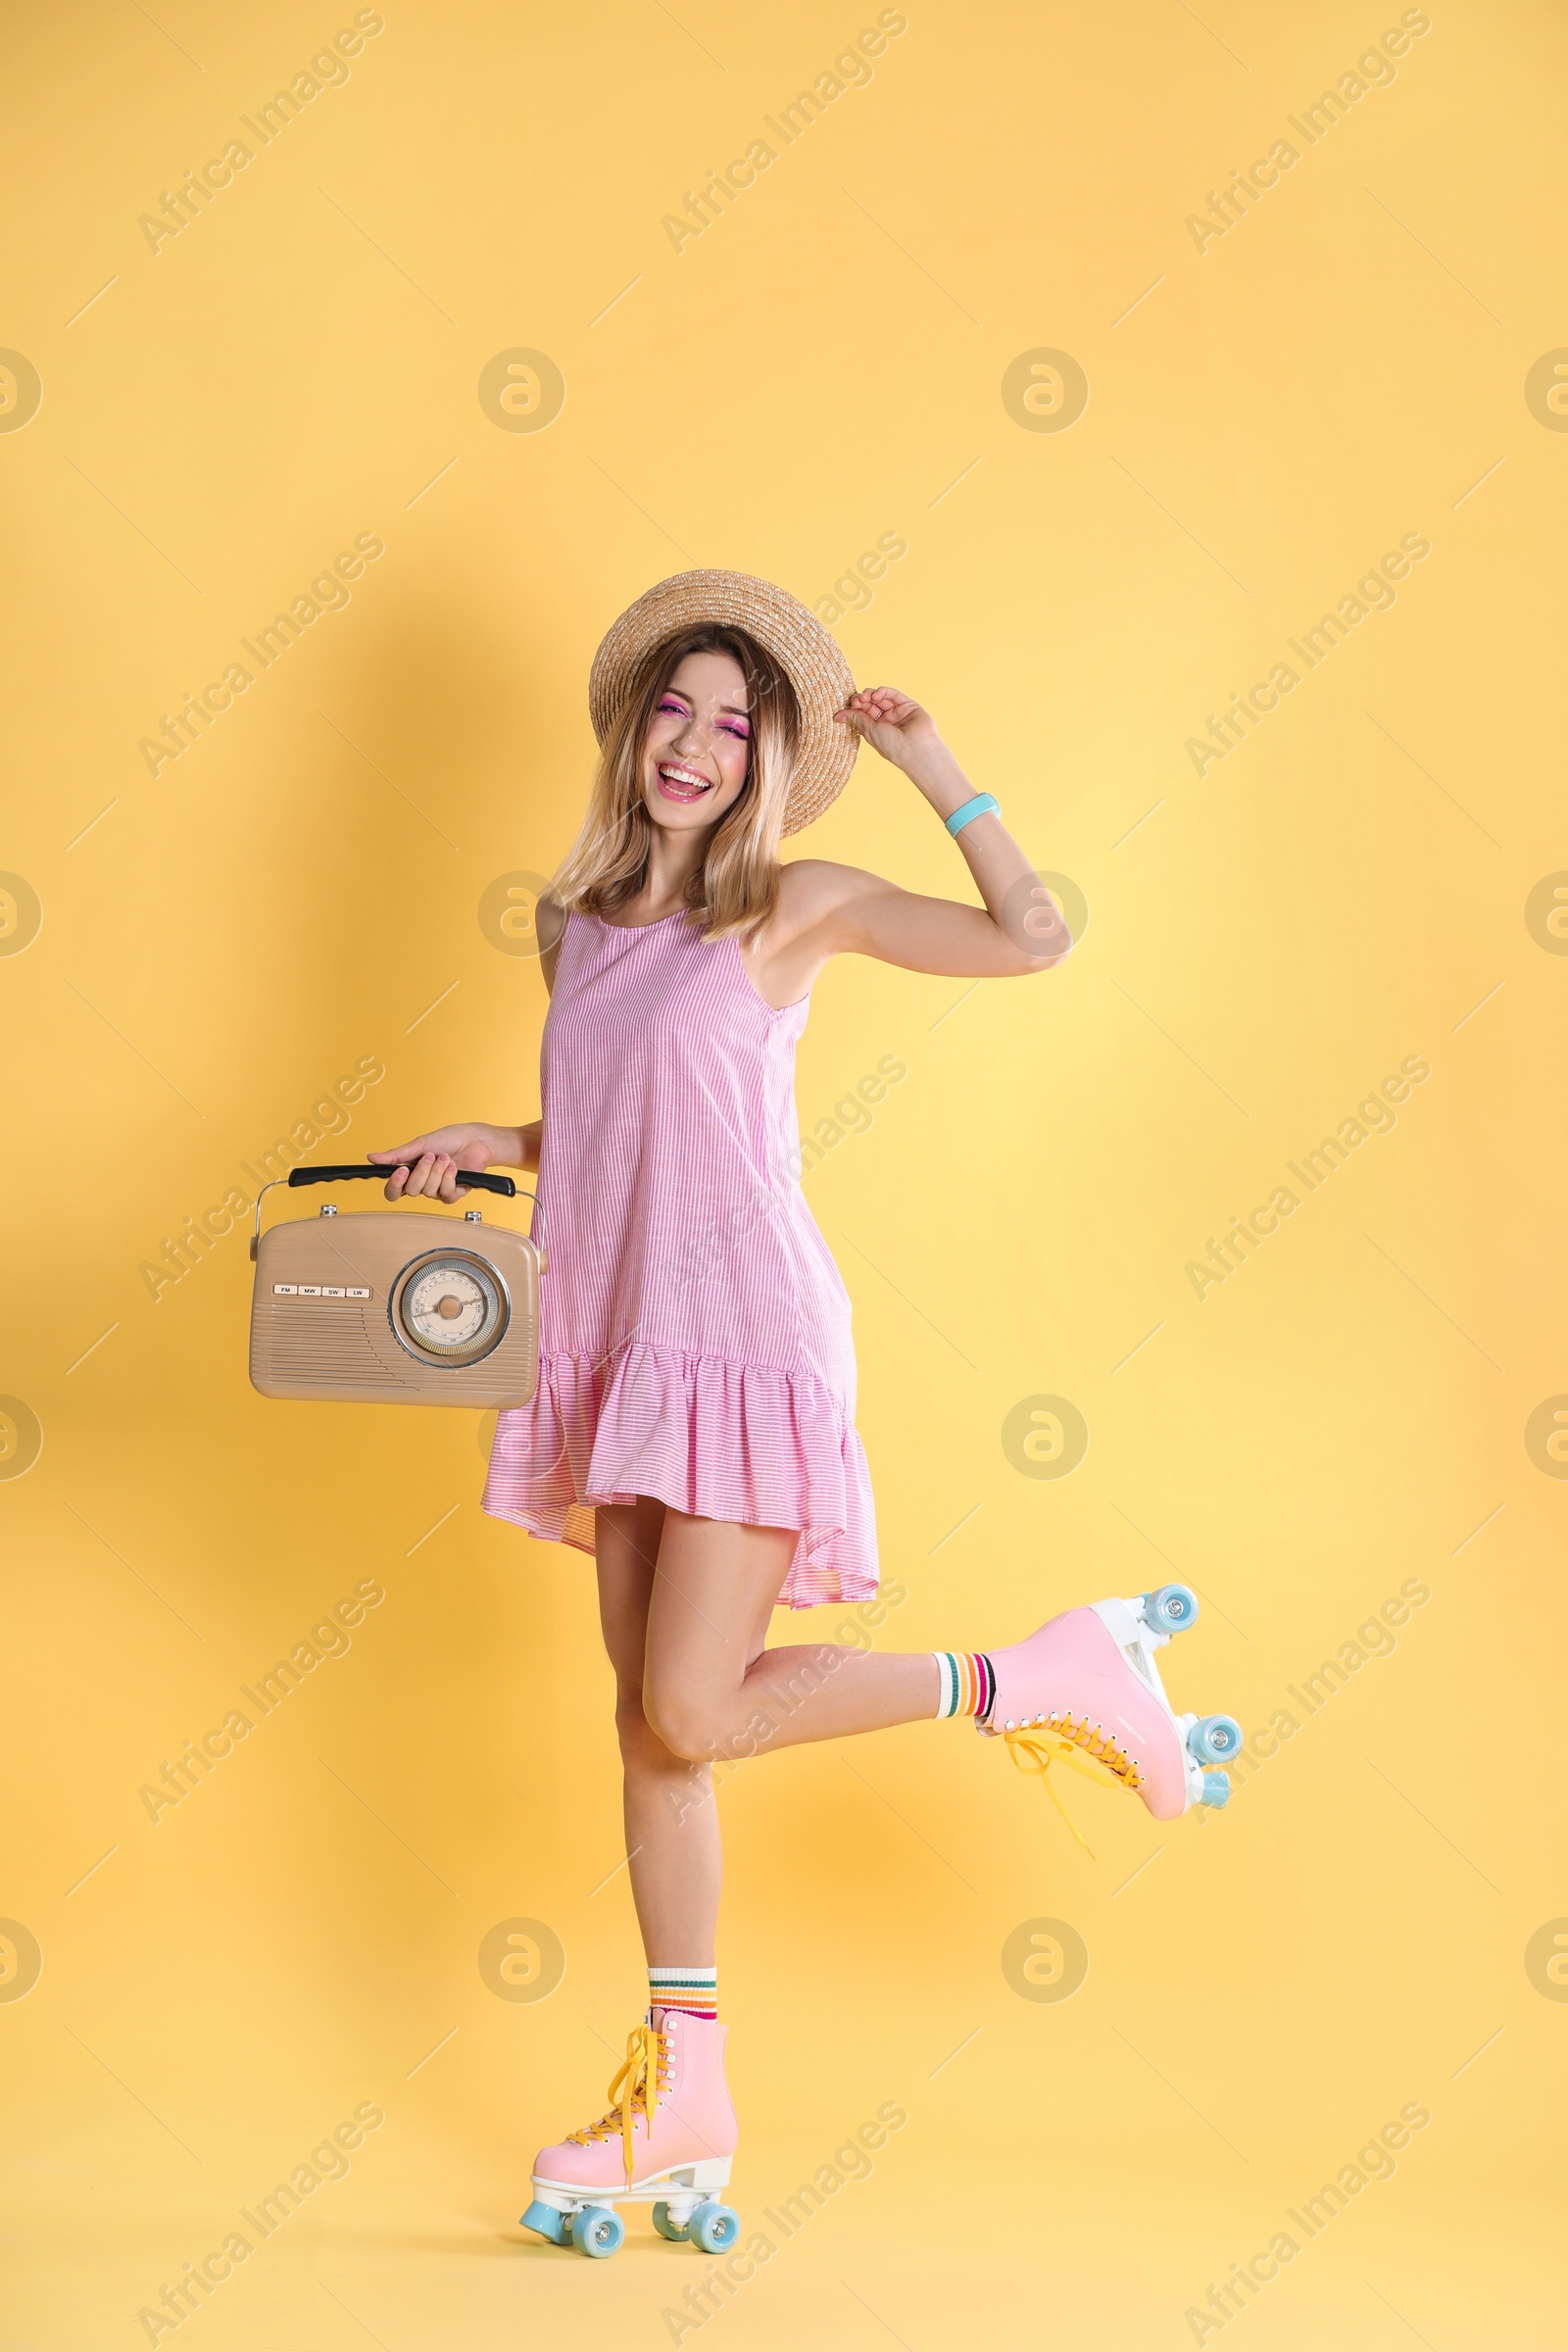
[{"x1": 272, "y1": 1284, "x2": 372, "y2": 1298}]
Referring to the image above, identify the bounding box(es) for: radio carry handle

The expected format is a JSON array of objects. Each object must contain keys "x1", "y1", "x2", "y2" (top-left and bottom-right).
[{"x1": 251, "y1": 1162, "x2": 529, "y2": 1260}]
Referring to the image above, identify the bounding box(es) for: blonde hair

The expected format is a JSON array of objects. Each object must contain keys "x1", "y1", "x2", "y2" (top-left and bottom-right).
[{"x1": 552, "y1": 625, "x2": 800, "y2": 940}]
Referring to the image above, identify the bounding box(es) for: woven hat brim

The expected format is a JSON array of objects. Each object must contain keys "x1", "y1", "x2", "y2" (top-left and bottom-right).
[{"x1": 588, "y1": 569, "x2": 858, "y2": 836}]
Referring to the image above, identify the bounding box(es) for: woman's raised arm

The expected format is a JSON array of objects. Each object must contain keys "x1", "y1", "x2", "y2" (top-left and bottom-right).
[{"x1": 760, "y1": 688, "x2": 1072, "y2": 988}]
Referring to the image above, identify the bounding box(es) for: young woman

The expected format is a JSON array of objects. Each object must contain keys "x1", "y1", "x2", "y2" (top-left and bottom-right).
[{"x1": 370, "y1": 570, "x2": 1233, "y2": 2257}]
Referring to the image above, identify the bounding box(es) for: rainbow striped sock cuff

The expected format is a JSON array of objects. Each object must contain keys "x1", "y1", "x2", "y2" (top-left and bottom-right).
[
  {"x1": 933, "y1": 1651, "x2": 996, "y2": 1720},
  {"x1": 649, "y1": 1966, "x2": 717, "y2": 2021}
]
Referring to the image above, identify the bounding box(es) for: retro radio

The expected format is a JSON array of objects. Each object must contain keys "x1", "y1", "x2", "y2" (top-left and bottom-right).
[{"x1": 248, "y1": 1164, "x2": 543, "y2": 1408}]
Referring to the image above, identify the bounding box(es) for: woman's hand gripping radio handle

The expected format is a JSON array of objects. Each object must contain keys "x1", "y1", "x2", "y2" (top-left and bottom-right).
[{"x1": 367, "y1": 1121, "x2": 542, "y2": 1203}]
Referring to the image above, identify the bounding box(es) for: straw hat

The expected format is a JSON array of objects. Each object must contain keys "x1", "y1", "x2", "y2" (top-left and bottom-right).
[{"x1": 588, "y1": 568, "x2": 859, "y2": 836}]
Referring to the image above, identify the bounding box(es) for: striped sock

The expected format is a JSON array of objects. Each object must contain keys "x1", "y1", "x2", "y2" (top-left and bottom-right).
[
  {"x1": 933, "y1": 1651, "x2": 996, "y2": 1721},
  {"x1": 648, "y1": 1966, "x2": 717, "y2": 2022}
]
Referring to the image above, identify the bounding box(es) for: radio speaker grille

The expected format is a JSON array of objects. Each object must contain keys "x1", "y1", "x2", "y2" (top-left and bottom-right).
[{"x1": 255, "y1": 1303, "x2": 414, "y2": 1387}]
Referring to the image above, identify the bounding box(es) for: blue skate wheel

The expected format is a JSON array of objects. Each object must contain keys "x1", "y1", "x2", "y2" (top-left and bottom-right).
[
  {"x1": 520, "y1": 2199, "x2": 572, "y2": 2245},
  {"x1": 1143, "y1": 1583, "x2": 1199, "y2": 1635},
  {"x1": 1200, "y1": 1771, "x2": 1231, "y2": 1808},
  {"x1": 688, "y1": 2200, "x2": 741, "y2": 2254},
  {"x1": 1188, "y1": 1712, "x2": 1243, "y2": 1765},
  {"x1": 651, "y1": 2201, "x2": 690, "y2": 2241},
  {"x1": 571, "y1": 2205, "x2": 625, "y2": 2258}
]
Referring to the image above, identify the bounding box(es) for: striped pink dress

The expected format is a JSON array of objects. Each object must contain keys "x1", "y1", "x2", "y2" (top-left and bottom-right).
[{"x1": 480, "y1": 906, "x2": 878, "y2": 1608}]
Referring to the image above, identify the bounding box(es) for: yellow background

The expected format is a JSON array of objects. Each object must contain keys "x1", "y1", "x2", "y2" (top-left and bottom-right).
[{"x1": 3, "y1": 0, "x2": 1564, "y2": 2343}]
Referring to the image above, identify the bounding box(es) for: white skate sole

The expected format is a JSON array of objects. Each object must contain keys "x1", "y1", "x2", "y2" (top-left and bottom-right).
[
  {"x1": 522, "y1": 2158, "x2": 738, "y2": 2256},
  {"x1": 1088, "y1": 1592, "x2": 1233, "y2": 1809},
  {"x1": 528, "y1": 2153, "x2": 731, "y2": 2215}
]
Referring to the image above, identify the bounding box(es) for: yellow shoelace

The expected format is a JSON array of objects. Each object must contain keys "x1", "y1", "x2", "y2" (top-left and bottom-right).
[
  {"x1": 565, "y1": 2022, "x2": 667, "y2": 2182},
  {"x1": 1002, "y1": 1715, "x2": 1143, "y2": 1859}
]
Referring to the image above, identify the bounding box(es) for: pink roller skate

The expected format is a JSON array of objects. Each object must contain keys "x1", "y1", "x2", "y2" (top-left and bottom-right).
[
  {"x1": 981, "y1": 1584, "x2": 1241, "y2": 1849},
  {"x1": 521, "y1": 2010, "x2": 740, "y2": 2259}
]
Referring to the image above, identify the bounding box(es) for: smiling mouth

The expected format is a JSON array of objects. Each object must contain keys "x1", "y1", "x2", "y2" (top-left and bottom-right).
[{"x1": 656, "y1": 762, "x2": 713, "y2": 804}]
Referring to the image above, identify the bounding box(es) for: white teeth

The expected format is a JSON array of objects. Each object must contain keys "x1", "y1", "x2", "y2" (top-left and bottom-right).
[{"x1": 659, "y1": 764, "x2": 710, "y2": 791}]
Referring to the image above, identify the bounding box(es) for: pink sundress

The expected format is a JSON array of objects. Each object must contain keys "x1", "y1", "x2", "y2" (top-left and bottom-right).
[{"x1": 480, "y1": 906, "x2": 878, "y2": 1608}]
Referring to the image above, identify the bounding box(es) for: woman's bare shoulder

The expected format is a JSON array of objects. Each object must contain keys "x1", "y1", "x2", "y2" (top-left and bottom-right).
[
  {"x1": 534, "y1": 889, "x2": 568, "y2": 993},
  {"x1": 536, "y1": 890, "x2": 568, "y2": 953},
  {"x1": 774, "y1": 858, "x2": 878, "y2": 923}
]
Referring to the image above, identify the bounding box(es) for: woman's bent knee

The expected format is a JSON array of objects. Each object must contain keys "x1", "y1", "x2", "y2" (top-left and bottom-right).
[
  {"x1": 615, "y1": 1698, "x2": 676, "y2": 1774},
  {"x1": 641, "y1": 1685, "x2": 725, "y2": 1765},
  {"x1": 617, "y1": 1692, "x2": 718, "y2": 1772}
]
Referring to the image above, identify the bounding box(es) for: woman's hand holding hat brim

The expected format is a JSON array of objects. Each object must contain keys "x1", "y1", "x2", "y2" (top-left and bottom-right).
[{"x1": 834, "y1": 685, "x2": 941, "y2": 774}]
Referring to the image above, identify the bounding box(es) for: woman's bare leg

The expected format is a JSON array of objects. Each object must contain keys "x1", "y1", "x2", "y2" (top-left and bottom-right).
[
  {"x1": 594, "y1": 1498, "x2": 729, "y2": 1966},
  {"x1": 640, "y1": 1506, "x2": 941, "y2": 1768},
  {"x1": 597, "y1": 1503, "x2": 943, "y2": 1960}
]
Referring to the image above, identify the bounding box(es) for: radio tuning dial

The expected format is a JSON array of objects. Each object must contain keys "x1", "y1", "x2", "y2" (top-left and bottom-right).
[{"x1": 390, "y1": 1250, "x2": 509, "y2": 1366}]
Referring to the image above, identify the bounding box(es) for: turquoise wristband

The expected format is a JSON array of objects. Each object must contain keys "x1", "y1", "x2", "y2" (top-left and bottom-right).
[{"x1": 945, "y1": 792, "x2": 1000, "y2": 838}]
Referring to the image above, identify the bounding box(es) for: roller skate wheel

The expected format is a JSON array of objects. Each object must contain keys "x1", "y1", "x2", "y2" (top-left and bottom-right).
[
  {"x1": 520, "y1": 2198, "x2": 572, "y2": 2245},
  {"x1": 571, "y1": 2205, "x2": 625, "y2": 2258},
  {"x1": 1142, "y1": 1583, "x2": 1199, "y2": 1635},
  {"x1": 652, "y1": 2201, "x2": 690, "y2": 2241},
  {"x1": 1188, "y1": 1712, "x2": 1243, "y2": 1765},
  {"x1": 688, "y1": 2199, "x2": 741, "y2": 2254},
  {"x1": 1200, "y1": 1771, "x2": 1231, "y2": 1808}
]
